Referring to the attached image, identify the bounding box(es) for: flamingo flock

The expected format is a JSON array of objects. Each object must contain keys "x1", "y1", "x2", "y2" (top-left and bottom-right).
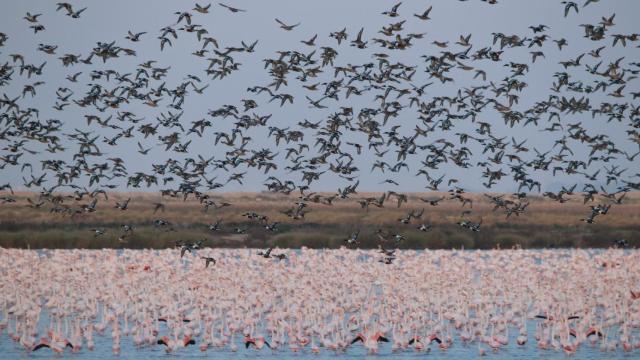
[{"x1": 0, "y1": 247, "x2": 639, "y2": 356}]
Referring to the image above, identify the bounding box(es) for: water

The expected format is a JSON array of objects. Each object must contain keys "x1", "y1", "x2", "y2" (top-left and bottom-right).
[
  {"x1": 2, "y1": 248, "x2": 638, "y2": 359},
  {"x1": 1, "y1": 331, "x2": 636, "y2": 359}
]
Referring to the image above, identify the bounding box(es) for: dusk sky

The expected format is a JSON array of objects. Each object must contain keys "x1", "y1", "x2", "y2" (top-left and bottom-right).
[{"x1": 1, "y1": 0, "x2": 638, "y2": 193}]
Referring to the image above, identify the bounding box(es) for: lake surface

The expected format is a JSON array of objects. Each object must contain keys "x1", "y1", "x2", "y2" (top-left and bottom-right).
[
  {"x1": 1, "y1": 248, "x2": 638, "y2": 359},
  {"x1": 1, "y1": 333, "x2": 637, "y2": 359}
]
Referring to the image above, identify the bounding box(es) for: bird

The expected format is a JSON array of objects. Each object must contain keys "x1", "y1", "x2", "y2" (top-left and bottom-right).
[
  {"x1": 68, "y1": 7, "x2": 87, "y2": 19},
  {"x1": 193, "y1": 3, "x2": 211, "y2": 13},
  {"x1": 180, "y1": 245, "x2": 194, "y2": 258},
  {"x1": 152, "y1": 202, "x2": 165, "y2": 213},
  {"x1": 0, "y1": 0, "x2": 636, "y2": 325},
  {"x1": 420, "y1": 196, "x2": 445, "y2": 206},
  {"x1": 379, "y1": 256, "x2": 396, "y2": 264},
  {"x1": 301, "y1": 34, "x2": 317, "y2": 46},
  {"x1": 350, "y1": 27, "x2": 367, "y2": 48},
  {"x1": 382, "y1": 2, "x2": 402, "y2": 17},
  {"x1": 218, "y1": 3, "x2": 245, "y2": 13},
  {"x1": 562, "y1": 1, "x2": 579, "y2": 17},
  {"x1": 32, "y1": 338, "x2": 76, "y2": 352},
  {"x1": 157, "y1": 335, "x2": 196, "y2": 349},
  {"x1": 114, "y1": 198, "x2": 130, "y2": 210},
  {"x1": 126, "y1": 31, "x2": 146, "y2": 42},
  {"x1": 201, "y1": 256, "x2": 216, "y2": 267},
  {"x1": 24, "y1": 12, "x2": 42, "y2": 23},
  {"x1": 351, "y1": 331, "x2": 389, "y2": 344},
  {"x1": 275, "y1": 19, "x2": 300, "y2": 31},
  {"x1": 208, "y1": 219, "x2": 222, "y2": 231},
  {"x1": 244, "y1": 335, "x2": 271, "y2": 349},
  {"x1": 91, "y1": 228, "x2": 106, "y2": 237},
  {"x1": 345, "y1": 230, "x2": 360, "y2": 246},
  {"x1": 613, "y1": 238, "x2": 628, "y2": 248},
  {"x1": 258, "y1": 248, "x2": 273, "y2": 258},
  {"x1": 414, "y1": 6, "x2": 432, "y2": 20},
  {"x1": 137, "y1": 141, "x2": 151, "y2": 154}
]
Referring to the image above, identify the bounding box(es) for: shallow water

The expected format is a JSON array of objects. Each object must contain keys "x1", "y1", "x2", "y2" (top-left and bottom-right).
[
  {"x1": 1, "y1": 248, "x2": 638, "y2": 359},
  {"x1": 1, "y1": 334, "x2": 637, "y2": 359}
]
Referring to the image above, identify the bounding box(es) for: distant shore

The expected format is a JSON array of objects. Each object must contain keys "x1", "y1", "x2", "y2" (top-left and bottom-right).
[{"x1": 1, "y1": 191, "x2": 637, "y2": 249}]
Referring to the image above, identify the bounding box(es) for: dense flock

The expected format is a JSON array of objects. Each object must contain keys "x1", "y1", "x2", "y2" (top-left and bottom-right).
[{"x1": 1, "y1": 248, "x2": 639, "y2": 355}]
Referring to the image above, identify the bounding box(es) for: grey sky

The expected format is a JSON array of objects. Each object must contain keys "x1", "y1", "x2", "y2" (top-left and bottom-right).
[{"x1": 0, "y1": 0, "x2": 638, "y2": 193}]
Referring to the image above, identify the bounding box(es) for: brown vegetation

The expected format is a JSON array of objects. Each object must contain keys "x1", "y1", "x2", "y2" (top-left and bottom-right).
[{"x1": 0, "y1": 191, "x2": 638, "y2": 249}]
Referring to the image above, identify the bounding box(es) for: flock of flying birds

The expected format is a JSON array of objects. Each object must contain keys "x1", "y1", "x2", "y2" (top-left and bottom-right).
[
  {"x1": 0, "y1": 0, "x2": 639, "y2": 263},
  {"x1": 0, "y1": 1, "x2": 640, "y2": 357}
]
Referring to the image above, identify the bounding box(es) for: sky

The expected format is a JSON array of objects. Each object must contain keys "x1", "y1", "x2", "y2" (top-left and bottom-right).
[{"x1": 0, "y1": 0, "x2": 638, "y2": 193}]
